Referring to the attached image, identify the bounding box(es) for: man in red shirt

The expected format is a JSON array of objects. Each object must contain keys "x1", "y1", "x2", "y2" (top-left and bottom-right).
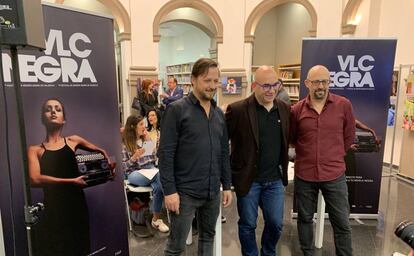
[{"x1": 290, "y1": 65, "x2": 355, "y2": 256}]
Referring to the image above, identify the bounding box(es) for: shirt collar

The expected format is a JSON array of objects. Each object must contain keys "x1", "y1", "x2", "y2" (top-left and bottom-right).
[
  {"x1": 305, "y1": 92, "x2": 333, "y2": 108},
  {"x1": 188, "y1": 92, "x2": 217, "y2": 108},
  {"x1": 253, "y1": 93, "x2": 278, "y2": 111}
]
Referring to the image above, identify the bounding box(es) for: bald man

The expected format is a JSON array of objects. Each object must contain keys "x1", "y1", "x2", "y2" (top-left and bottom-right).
[
  {"x1": 290, "y1": 65, "x2": 355, "y2": 256},
  {"x1": 225, "y1": 66, "x2": 290, "y2": 256}
]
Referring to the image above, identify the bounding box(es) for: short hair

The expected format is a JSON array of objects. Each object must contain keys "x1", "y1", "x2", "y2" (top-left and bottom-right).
[
  {"x1": 168, "y1": 77, "x2": 177, "y2": 84},
  {"x1": 191, "y1": 58, "x2": 219, "y2": 79}
]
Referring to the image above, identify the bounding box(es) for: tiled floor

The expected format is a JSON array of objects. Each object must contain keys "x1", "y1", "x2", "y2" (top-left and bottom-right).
[{"x1": 128, "y1": 174, "x2": 414, "y2": 256}]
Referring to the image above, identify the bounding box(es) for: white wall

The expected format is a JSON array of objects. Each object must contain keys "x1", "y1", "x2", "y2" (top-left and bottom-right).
[
  {"x1": 252, "y1": 3, "x2": 311, "y2": 67},
  {"x1": 252, "y1": 8, "x2": 277, "y2": 66},
  {"x1": 274, "y1": 3, "x2": 311, "y2": 66},
  {"x1": 158, "y1": 22, "x2": 210, "y2": 83}
]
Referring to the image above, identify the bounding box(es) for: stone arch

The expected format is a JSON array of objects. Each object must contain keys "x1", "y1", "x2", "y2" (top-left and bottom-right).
[
  {"x1": 160, "y1": 19, "x2": 215, "y2": 38},
  {"x1": 341, "y1": 0, "x2": 363, "y2": 35},
  {"x1": 153, "y1": 0, "x2": 223, "y2": 43},
  {"x1": 244, "y1": 0, "x2": 317, "y2": 42},
  {"x1": 55, "y1": 0, "x2": 131, "y2": 38}
]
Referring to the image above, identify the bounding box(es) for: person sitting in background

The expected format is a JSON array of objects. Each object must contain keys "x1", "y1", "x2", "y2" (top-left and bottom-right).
[
  {"x1": 160, "y1": 77, "x2": 183, "y2": 106},
  {"x1": 122, "y1": 115, "x2": 169, "y2": 233},
  {"x1": 146, "y1": 109, "x2": 161, "y2": 145},
  {"x1": 139, "y1": 79, "x2": 159, "y2": 116}
]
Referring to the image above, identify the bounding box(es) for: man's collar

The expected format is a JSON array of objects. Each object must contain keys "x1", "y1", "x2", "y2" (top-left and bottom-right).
[
  {"x1": 305, "y1": 92, "x2": 333, "y2": 107},
  {"x1": 188, "y1": 92, "x2": 217, "y2": 107}
]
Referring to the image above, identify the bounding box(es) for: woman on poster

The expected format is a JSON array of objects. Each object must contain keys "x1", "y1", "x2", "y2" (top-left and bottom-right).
[{"x1": 27, "y1": 98, "x2": 112, "y2": 256}]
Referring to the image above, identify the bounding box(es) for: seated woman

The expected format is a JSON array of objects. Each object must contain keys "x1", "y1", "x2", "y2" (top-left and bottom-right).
[
  {"x1": 146, "y1": 108, "x2": 161, "y2": 147},
  {"x1": 121, "y1": 115, "x2": 169, "y2": 233}
]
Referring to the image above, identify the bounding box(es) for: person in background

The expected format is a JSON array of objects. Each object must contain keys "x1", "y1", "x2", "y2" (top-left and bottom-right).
[
  {"x1": 160, "y1": 77, "x2": 184, "y2": 106},
  {"x1": 226, "y1": 66, "x2": 290, "y2": 256},
  {"x1": 146, "y1": 108, "x2": 161, "y2": 153},
  {"x1": 122, "y1": 115, "x2": 169, "y2": 233},
  {"x1": 290, "y1": 65, "x2": 355, "y2": 256},
  {"x1": 139, "y1": 79, "x2": 159, "y2": 116},
  {"x1": 159, "y1": 58, "x2": 232, "y2": 255}
]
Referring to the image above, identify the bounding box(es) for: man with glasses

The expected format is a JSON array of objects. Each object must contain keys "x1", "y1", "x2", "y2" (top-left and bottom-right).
[
  {"x1": 225, "y1": 66, "x2": 290, "y2": 256},
  {"x1": 290, "y1": 65, "x2": 355, "y2": 256}
]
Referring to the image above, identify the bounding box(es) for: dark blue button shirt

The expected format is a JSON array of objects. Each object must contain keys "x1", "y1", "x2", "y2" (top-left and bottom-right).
[{"x1": 158, "y1": 92, "x2": 232, "y2": 199}]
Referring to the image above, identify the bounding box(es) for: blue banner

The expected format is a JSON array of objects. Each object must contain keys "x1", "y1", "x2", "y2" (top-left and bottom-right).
[
  {"x1": 299, "y1": 39, "x2": 397, "y2": 214},
  {"x1": 0, "y1": 4, "x2": 129, "y2": 255}
]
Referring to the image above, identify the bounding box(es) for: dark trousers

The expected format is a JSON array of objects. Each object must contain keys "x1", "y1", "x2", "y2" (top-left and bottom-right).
[
  {"x1": 164, "y1": 193, "x2": 220, "y2": 256},
  {"x1": 295, "y1": 174, "x2": 353, "y2": 256}
]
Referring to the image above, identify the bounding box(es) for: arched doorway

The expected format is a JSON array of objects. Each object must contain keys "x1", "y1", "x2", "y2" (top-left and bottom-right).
[
  {"x1": 153, "y1": 1, "x2": 223, "y2": 103},
  {"x1": 244, "y1": 0, "x2": 317, "y2": 101},
  {"x1": 53, "y1": 0, "x2": 132, "y2": 121}
]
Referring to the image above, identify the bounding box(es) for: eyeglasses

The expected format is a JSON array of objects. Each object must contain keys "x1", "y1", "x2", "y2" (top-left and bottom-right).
[
  {"x1": 256, "y1": 80, "x2": 283, "y2": 91},
  {"x1": 308, "y1": 79, "x2": 330, "y2": 86}
]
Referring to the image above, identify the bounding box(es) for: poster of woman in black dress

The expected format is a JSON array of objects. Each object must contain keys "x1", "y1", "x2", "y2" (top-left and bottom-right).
[{"x1": 27, "y1": 98, "x2": 113, "y2": 256}]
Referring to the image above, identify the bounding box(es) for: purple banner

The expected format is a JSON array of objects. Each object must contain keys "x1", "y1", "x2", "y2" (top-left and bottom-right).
[
  {"x1": 0, "y1": 4, "x2": 129, "y2": 255},
  {"x1": 299, "y1": 39, "x2": 397, "y2": 214}
]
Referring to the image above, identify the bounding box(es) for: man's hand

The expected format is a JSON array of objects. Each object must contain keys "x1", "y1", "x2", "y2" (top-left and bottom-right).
[
  {"x1": 165, "y1": 193, "x2": 180, "y2": 214},
  {"x1": 222, "y1": 190, "x2": 233, "y2": 208},
  {"x1": 350, "y1": 144, "x2": 358, "y2": 151}
]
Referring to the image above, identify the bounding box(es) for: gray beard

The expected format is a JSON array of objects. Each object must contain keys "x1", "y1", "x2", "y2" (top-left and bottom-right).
[{"x1": 314, "y1": 90, "x2": 326, "y2": 100}]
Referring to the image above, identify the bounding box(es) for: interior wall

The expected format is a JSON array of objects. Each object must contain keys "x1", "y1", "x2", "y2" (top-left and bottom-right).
[
  {"x1": 252, "y1": 8, "x2": 277, "y2": 66},
  {"x1": 158, "y1": 23, "x2": 210, "y2": 84},
  {"x1": 274, "y1": 3, "x2": 311, "y2": 67},
  {"x1": 252, "y1": 3, "x2": 311, "y2": 67}
]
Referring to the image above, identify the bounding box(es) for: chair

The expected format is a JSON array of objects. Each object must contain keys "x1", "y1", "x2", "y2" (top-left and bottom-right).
[{"x1": 124, "y1": 180, "x2": 154, "y2": 237}]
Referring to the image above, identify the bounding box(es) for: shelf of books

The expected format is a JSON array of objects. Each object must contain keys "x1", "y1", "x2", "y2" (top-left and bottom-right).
[
  {"x1": 166, "y1": 62, "x2": 194, "y2": 86},
  {"x1": 278, "y1": 64, "x2": 301, "y2": 102}
]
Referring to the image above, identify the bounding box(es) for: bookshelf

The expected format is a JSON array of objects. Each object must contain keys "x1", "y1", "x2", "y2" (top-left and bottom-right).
[
  {"x1": 166, "y1": 62, "x2": 194, "y2": 87},
  {"x1": 278, "y1": 64, "x2": 301, "y2": 101}
]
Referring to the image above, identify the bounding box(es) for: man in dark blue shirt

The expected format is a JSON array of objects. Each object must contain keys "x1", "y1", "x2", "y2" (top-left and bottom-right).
[{"x1": 158, "y1": 58, "x2": 232, "y2": 256}]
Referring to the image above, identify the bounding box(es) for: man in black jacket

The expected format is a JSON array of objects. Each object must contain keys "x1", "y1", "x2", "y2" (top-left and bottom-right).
[{"x1": 226, "y1": 66, "x2": 290, "y2": 256}]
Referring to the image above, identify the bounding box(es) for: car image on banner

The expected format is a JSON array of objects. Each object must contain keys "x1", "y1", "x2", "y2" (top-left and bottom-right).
[{"x1": 0, "y1": 3, "x2": 129, "y2": 256}]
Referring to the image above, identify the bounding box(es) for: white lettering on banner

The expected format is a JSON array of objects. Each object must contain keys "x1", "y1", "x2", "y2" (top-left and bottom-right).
[
  {"x1": 1, "y1": 29, "x2": 97, "y2": 84},
  {"x1": 330, "y1": 55, "x2": 375, "y2": 90}
]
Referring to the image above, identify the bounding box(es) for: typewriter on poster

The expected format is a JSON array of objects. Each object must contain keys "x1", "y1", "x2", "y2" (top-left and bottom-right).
[
  {"x1": 353, "y1": 131, "x2": 380, "y2": 153},
  {"x1": 76, "y1": 153, "x2": 114, "y2": 187}
]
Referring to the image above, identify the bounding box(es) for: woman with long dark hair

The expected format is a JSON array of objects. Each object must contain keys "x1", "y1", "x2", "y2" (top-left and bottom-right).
[
  {"x1": 27, "y1": 98, "x2": 111, "y2": 256},
  {"x1": 146, "y1": 108, "x2": 161, "y2": 147},
  {"x1": 122, "y1": 115, "x2": 169, "y2": 232}
]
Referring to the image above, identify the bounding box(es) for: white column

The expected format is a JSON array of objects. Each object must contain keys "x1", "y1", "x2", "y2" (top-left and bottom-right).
[
  {"x1": 119, "y1": 35, "x2": 132, "y2": 121},
  {"x1": 244, "y1": 42, "x2": 253, "y2": 94},
  {"x1": 315, "y1": 0, "x2": 342, "y2": 37}
]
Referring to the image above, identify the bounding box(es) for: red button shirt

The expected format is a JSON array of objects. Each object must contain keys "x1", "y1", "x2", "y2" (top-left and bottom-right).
[{"x1": 290, "y1": 93, "x2": 355, "y2": 182}]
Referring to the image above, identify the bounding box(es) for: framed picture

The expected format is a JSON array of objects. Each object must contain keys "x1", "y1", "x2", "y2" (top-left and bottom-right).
[{"x1": 221, "y1": 76, "x2": 242, "y2": 95}]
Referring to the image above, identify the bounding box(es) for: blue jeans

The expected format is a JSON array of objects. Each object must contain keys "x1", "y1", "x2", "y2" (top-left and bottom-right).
[
  {"x1": 165, "y1": 193, "x2": 220, "y2": 256},
  {"x1": 128, "y1": 171, "x2": 163, "y2": 214},
  {"x1": 295, "y1": 174, "x2": 352, "y2": 256},
  {"x1": 237, "y1": 180, "x2": 285, "y2": 256}
]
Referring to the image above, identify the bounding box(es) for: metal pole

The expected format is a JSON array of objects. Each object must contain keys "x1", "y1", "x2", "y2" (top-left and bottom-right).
[
  {"x1": 10, "y1": 46, "x2": 34, "y2": 256},
  {"x1": 388, "y1": 64, "x2": 403, "y2": 174}
]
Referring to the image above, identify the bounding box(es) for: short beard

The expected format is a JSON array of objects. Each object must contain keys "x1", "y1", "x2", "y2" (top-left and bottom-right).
[{"x1": 313, "y1": 89, "x2": 326, "y2": 100}]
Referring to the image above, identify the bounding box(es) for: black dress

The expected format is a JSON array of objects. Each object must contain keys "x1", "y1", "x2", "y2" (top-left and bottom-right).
[
  {"x1": 34, "y1": 138, "x2": 90, "y2": 256},
  {"x1": 138, "y1": 90, "x2": 158, "y2": 115}
]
